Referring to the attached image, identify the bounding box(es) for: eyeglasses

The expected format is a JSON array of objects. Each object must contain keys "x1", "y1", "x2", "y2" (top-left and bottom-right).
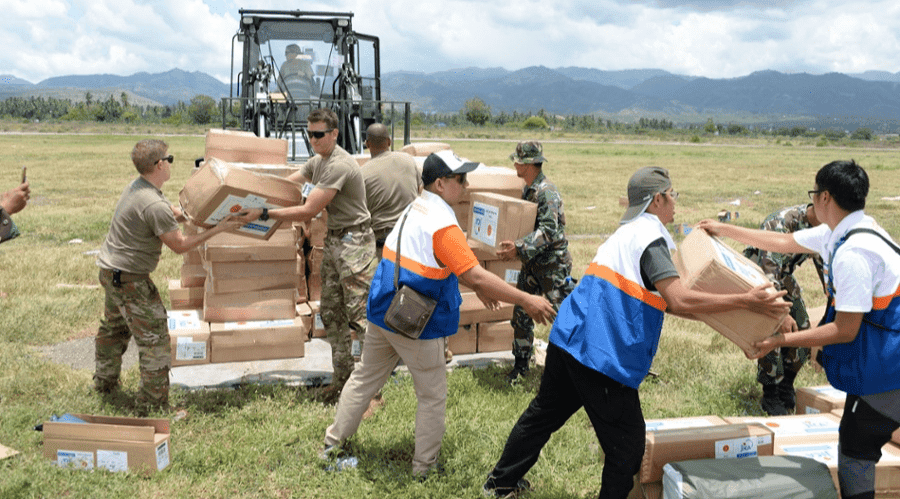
[
  {"x1": 808, "y1": 190, "x2": 823, "y2": 200},
  {"x1": 158, "y1": 155, "x2": 174, "y2": 164},
  {"x1": 453, "y1": 173, "x2": 467, "y2": 184},
  {"x1": 659, "y1": 190, "x2": 678, "y2": 200},
  {"x1": 308, "y1": 129, "x2": 334, "y2": 139}
]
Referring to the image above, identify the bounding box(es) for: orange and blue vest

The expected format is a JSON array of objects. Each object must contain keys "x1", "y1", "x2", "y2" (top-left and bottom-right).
[
  {"x1": 367, "y1": 191, "x2": 463, "y2": 340},
  {"x1": 549, "y1": 213, "x2": 674, "y2": 388}
]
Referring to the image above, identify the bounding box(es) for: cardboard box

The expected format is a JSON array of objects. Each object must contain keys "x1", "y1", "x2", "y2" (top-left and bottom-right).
[
  {"x1": 204, "y1": 128, "x2": 288, "y2": 165},
  {"x1": 645, "y1": 415, "x2": 728, "y2": 432},
  {"x1": 183, "y1": 247, "x2": 202, "y2": 265},
  {"x1": 308, "y1": 212, "x2": 327, "y2": 247},
  {"x1": 308, "y1": 301, "x2": 326, "y2": 338},
  {"x1": 401, "y1": 142, "x2": 450, "y2": 157},
  {"x1": 179, "y1": 157, "x2": 302, "y2": 240},
  {"x1": 180, "y1": 263, "x2": 206, "y2": 288},
  {"x1": 463, "y1": 167, "x2": 526, "y2": 202},
  {"x1": 796, "y1": 385, "x2": 846, "y2": 415},
  {"x1": 640, "y1": 423, "x2": 775, "y2": 483},
  {"x1": 447, "y1": 324, "x2": 476, "y2": 355},
  {"x1": 43, "y1": 414, "x2": 170, "y2": 474},
  {"x1": 168, "y1": 279, "x2": 203, "y2": 310},
  {"x1": 296, "y1": 303, "x2": 313, "y2": 340},
  {"x1": 723, "y1": 413, "x2": 842, "y2": 440},
  {"x1": 775, "y1": 438, "x2": 900, "y2": 494},
  {"x1": 203, "y1": 260, "x2": 298, "y2": 294},
  {"x1": 485, "y1": 259, "x2": 522, "y2": 286},
  {"x1": 477, "y1": 320, "x2": 514, "y2": 353},
  {"x1": 167, "y1": 309, "x2": 210, "y2": 367},
  {"x1": 296, "y1": 257, "x2": 308, "y2": 303},
  {"x1": 203, "y1": 286, "x2": 298, "y2": 322},
  {"x1": 209, "y1": 318, "x2": 306, "y2": 363},
  {"x1": 674, "y1": 229, "x2": 789, "y2": 356},
  {"x1": 459, "y1": 291, "x2": 514, "y2": 326},
  {"x1": 201, "y1": 228, "x2": 298, "y2": 262},
  {"x1": 468, "y1": 192, "x2": 537, "y2": 253}
]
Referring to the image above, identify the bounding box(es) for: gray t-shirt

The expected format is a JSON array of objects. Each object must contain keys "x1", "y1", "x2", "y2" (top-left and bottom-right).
[
  {"x1": 97, "y1": 177, "x2": 179, "y2": 274},
  {"x1": 300, "y1": 145, "x2": 370, "y2": 231},
  {"x1": 641, "y1": 237, "x2": 679, "y2": 290},
  {"x1": 362, "y1": 151, "x2": 421, "y2": 234}
]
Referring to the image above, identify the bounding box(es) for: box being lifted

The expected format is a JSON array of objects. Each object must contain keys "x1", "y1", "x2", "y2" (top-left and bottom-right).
[
  {"x1": 674, "y1": 229, "x2": 788, "y2": 356},
  {"x1": 179, "y1": 157, "x2": 302, "y2": 240},
  {"x1": 43, "y1": 414, "x2": 171, "y2": 474},
  {"x1": 468, "y1": 192, "x2": 537, "y2": 255}
]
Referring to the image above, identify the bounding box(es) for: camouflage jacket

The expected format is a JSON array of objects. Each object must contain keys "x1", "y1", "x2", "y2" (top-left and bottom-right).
[
  {"x1": 516, "y1": 171, "x2": 569, "y2": 264},
  {"x1": 743, "y1": 204, "x2": 826, "y2": 297}
]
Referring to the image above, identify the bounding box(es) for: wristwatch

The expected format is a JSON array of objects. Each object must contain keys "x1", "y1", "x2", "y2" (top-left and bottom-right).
[{"x1": 260, "y1": 207, "x2": 269, "y2": 221}]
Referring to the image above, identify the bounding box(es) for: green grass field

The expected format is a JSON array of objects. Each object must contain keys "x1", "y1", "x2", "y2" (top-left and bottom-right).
[{"x1": 1, "y1": 128, "x2": 899, "y2": 498}]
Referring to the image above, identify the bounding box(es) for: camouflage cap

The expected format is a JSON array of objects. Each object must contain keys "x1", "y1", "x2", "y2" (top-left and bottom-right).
[{"x1": 509, "y1": 141, "x2": 547, "y2": 164}]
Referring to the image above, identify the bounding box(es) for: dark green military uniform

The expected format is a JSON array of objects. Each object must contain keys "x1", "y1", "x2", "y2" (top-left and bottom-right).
[{"x1": 743, "y1": 203, "x2": 825, "y2": 414}]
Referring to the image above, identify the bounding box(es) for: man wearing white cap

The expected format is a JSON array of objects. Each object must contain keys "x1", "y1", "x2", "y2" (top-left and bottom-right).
[
  {"x1": 483, "y1": 166, "x2": 790, "y2": 499},
  {"x1": 321, "y1": 150, "x2": 556, "y2": 478}
]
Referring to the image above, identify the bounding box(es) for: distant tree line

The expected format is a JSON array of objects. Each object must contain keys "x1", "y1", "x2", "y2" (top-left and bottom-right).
[{"x1": 0, "y1": 93, "x2": 221, "y2": 125}]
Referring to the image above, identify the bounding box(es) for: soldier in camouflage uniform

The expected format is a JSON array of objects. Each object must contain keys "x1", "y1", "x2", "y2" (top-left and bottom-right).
[
  {"x1": 96, "y1": 139, "x2": 241, "y2": 411},
  {"x1": 743, "y1": 203, "x2": 825, "y2": 415},
  {"x1": 497, "y1": 141, "x2": 576, "y2": 382}
]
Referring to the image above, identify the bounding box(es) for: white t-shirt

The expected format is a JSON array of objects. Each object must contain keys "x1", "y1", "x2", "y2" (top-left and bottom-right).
[{"x1": 793, "y1": 210, "x2": 900, "y2": 314}]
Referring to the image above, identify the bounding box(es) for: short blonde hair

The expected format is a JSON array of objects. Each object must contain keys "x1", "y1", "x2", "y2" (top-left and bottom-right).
[{"x1": 131, "y1": 139, "x2": 168, "y2": 174}]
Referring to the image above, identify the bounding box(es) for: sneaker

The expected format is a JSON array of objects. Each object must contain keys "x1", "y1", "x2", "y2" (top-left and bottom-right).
[{"x1": 483, "y1": 476, "x2": 532, "y2": 498}]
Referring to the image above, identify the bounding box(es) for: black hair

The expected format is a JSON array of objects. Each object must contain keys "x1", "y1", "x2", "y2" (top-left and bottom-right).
[{"x1": 815, "y1": 159, "x2": 868, "y2": 212}]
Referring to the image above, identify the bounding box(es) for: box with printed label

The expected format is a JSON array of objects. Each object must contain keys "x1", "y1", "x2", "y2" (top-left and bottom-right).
[
  {"x1": 168, "y1": 279, "x2": 203, "y2": 310},
  {"x1": 209, "y1": 318, "x2": 306, "y2": 363},
  {"x1": 43, "y1": 414, "x2": 171, "y2": 475},
  {"x1": 167, "y1": 309, "x2": 210, "y2": 367},
  {"x1": 796, "y1": 385, "x2": 846, "y2": 415},
  {"x1": 179, "y1": 157, "x2": 302, "y2": 240},
  {"x1": 674, "y1": 229, "x2": 789, "y2": 356},
  {"x1": 477, "y1": 321, "x2": 514, "y2": 353},
  {"x1": 468, "y1": 192, "x2": 537, "y2": 255},
  {"x1": 640, "y1": 423, "x2": 775, "y2": 483},
  {"x1": 204, "y1": 128, "x2": 288, "y2": 165},
  {"x1": 485, "y1": 259, "x2": 522, "y2": 286},
  {"x1": 723, "y1": 413, "x2": 841, "y2": 440},
  {"x1": 202, "y1": 286, "x2": 298, "y2": 323},
  {"x1": 448, "y1": 325, "x2": 476, "y2": 355}
]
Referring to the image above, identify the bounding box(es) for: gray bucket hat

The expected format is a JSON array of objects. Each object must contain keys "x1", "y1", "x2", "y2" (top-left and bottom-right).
[{"x1": 620, "y1": 166, "x2": 672, "y2": 224}]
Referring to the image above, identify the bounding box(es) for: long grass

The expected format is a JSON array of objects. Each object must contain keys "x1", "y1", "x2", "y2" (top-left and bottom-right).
[{"x1": 1, "y1": 128, "x2": 899, "y2": 498}]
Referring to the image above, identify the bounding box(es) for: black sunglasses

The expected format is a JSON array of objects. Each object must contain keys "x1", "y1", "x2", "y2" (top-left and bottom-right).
[
  {"x1": 308, "y1": 129, "x2": 334, "y2": 139},
  {"x1": 158, "y1": 155, "x2": 174, "y2": 164}
]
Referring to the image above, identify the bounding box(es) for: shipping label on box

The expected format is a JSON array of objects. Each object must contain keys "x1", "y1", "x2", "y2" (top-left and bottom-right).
[
  {"x1": 485, "y1": 259, "x2": 522, "y2": 285},
  {"x1": 471, "y1": 201, "x2": 500, "y2": 246},
  {"x1": 167, "y1": 309, "x2": 210, "y2": 366},
  {"x1": 796, "y1": 385, "x2": 847, "y2": 414},
  {"x1": 468, "y1": 192, "x2": 537, "y2": 252},
  {"x1": 724, "y1": 413, "x2": 841, "y2": 439}
]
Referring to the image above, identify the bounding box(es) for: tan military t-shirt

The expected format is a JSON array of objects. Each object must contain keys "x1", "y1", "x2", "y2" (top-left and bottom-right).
[
  {"x1": 362, "y1": 151, "x2": 422, "y2": 234},
  {"x1": 97, "y1": 177, "x2": 179, "y2": 274},
  {"x1": 300, "y1": 145, "x2": 370, "y2": 231}
]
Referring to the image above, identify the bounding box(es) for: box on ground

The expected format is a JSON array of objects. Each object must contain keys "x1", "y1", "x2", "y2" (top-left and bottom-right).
[
  {"x1": 167, "y1": 309, "x2": 210, "y2": 367},
  {"x1": 203, "y1": 286, "x2": 298, "y2": 322},
  {"x1": 168, "y1": 279, "x2": 203, "y2": 310},
  {"x1": 674, "y1": 229, "x2": 788, "y2": 356},
  {"x1": 640, "y1": 423, "x2": 775, "y2": 483},
  {"x1": 459, "y1": 291, "x2": 514, "y2": 326},
  {"x1": 477, "y1": 321, "x2": 513, "y2": 353},
  {"x1": 468, "y1": 192, "x2": 537, "y2": 255},
  {"x1": 209, "y1": 317, "x2": 306, "y2": 363},
  {"x1": 43, "y1": 414, "x2": 170, "y2": 474},
  {"x1": 179, "y1": 157, "x2": 302, "y2": 240},
  {"x1": 796, "y1": 385, "x2": 846, "y2": 415},
  {"x1": 448, "y1": 325, "x2": 476, "y2": 355},
  {"x1": 204, "y1": 128, "x2": 288, "y2": 165}
]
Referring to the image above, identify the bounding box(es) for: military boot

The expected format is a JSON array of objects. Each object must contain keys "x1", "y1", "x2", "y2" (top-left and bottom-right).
[
  {"x1": 778, "y1": 370, "x2": 798, "y2": 413},
  {"x1": 761, "y1": 383, "x2": 788, "y2": 416},
  {"x1": 506, "y1": 356, "x2": 529, "y2": 383}
]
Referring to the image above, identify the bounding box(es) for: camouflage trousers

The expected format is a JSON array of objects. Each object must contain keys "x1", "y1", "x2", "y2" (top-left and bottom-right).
[
  {"x1": 321, "y1": 229, "x2": 376, "y2": 389},
  {"x1": 95, "y1": 269, "x2": 170, "y2": 407},
  {"x1": 758, "y1": 294, "x2": 811, "y2": 386},
  {"x1": 511, "y1": 249, "x2": 576, "y2": 360}
]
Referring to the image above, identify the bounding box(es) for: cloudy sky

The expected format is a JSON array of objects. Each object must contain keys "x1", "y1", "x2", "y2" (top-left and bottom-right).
[{"x1": 4, "y1": 0, "x2": 900, "y2": 84}]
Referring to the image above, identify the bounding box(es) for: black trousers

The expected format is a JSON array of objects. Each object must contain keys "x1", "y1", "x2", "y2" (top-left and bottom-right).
[{"x1": 488, "y1": 343, "x2": 646, "y2": 499}]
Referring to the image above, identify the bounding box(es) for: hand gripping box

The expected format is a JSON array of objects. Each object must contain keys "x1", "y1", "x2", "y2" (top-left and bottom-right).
[
  {"x1": 43, "y1": 414, "x2": 170, "y2": 474},
  {"x1": 179, "y1": 157, "x2": 302, "y2": 240},
  {"x1": 167, "y1": 309, "x2": 210, "y2": 367},
  {"x1": 674, "y1": 229, "x2": 788, "y2": 356},
  {"x1": 468, "y1": 192, "x2": 537, "y2": 256}
]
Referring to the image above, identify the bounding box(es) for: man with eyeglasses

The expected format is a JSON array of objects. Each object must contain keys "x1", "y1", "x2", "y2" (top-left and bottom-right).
[
  {"x1": 236, "y1": 108, "x2": 376, "y2": 396},
  {"x1": 95, "y1": 139, "x2": 243, "y2": 412},
  {"x1": 496, "y1": 140, "x2": 575, "y2": 382},
  {"x1": 741, "y1": 203, "x2": 825, "y2": 415},
  {"x1": 484, "y1": 166, "x2": 789, "y2": 499},
  {"x1": 699, "y1": 160, "x2": 900, "y2": 499}
]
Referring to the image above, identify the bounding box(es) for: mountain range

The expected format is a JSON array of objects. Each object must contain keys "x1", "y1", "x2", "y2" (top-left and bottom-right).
[{"x1": 4, "y1": 67, "x2": 900, "y2": 130}]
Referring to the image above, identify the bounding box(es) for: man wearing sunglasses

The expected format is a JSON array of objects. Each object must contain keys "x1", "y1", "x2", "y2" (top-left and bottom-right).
[
  {"x1": 95, "y1": 139, "x2": 244, "y2": 412},
  {"x1": 236, "y1": 108, "x2": 376, "y2": 395}
]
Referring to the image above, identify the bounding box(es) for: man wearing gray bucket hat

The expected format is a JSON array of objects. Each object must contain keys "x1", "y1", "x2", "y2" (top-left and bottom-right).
[
  {"x1": 497, "y1": 140, "x2": 575, "y2": 382},
  {"x1": 484, "y1": 166, "x2": 790, "y2": 499}
]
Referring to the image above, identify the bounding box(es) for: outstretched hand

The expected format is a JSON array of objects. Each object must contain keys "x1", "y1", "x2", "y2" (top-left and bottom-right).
[
  {"x1": 523, "y1": 295, "x2": 556, "y2": 325},
  {"x1": 745, "y1": 283, "x2": 790, "y2": 318}
]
